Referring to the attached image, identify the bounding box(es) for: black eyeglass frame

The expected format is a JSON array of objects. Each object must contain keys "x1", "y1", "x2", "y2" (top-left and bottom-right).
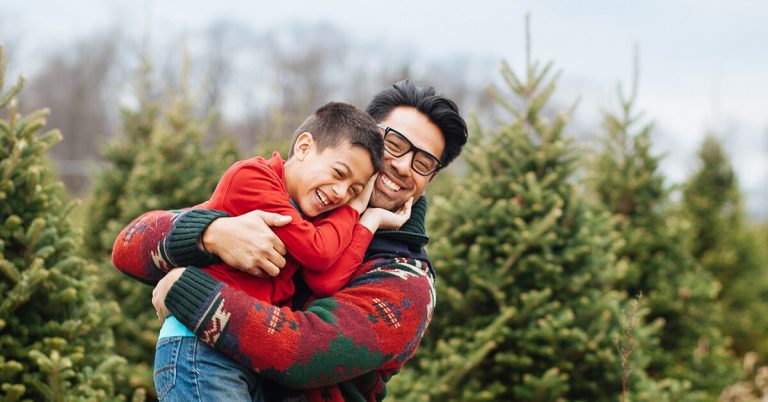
[{"x1": 377, "y1": 124, "x2": 442, "y2": 176}]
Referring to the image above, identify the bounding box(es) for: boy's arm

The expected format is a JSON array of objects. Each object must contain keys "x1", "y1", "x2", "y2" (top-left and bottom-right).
[
  {"x1": 215, "y1": 161, "x2": 361, "y2": 271},
  {"x1": 301, "y1": 201, "x2": 415, "y2": 297},
  {"x1": 161, "y1": 259, "x2": 435, "y2": 389},
  {"x1": 301, "y1": 224, "x2": 373, "y2": 297}
]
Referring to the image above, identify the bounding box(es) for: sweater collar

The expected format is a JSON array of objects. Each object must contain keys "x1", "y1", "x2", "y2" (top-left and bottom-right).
[
  {"x1": 373, "y1": 196, "x2": 429, "y2": 248},
  {"x1": 364, "y1": 197, "x2": 431, "y2": 269}
]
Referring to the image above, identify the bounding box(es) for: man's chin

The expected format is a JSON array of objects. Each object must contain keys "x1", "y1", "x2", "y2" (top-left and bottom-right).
[{"x1": 369, "y1": 192, "x2": 404, "y2": 212}]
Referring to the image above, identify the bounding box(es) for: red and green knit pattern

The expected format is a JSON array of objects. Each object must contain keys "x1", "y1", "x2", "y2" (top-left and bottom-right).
[{"x1": 112, "y1": 205, "x2": 436, "y2": 401}]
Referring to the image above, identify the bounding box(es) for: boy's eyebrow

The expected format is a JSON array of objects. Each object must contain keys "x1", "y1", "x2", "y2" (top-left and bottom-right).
[{"x1": 335, "y1": 162, "x2": 352, "y2": 175}]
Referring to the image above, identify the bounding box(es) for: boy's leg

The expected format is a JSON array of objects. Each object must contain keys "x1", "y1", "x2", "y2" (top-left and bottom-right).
[{"x1": 155, "y1": 336, "x2": 263, "y2": 402}]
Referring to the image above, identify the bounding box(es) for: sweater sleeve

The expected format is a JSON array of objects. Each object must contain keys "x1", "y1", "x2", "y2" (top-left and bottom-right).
[
  {"x1": 301, "y1": 224, "x2": 374, "y2": 297},
  {"x1": 165, "y1": 259, "x2": 435, "y2": 389},
  {"x1": 210, "y1": 160, "x2": 360, "y2": 271},
  {"x1": 111, "y1": 205, "x2": 227, "y2": 284}
]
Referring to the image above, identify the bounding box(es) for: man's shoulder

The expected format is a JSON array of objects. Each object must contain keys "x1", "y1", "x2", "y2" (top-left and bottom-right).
[{"x1": 353, "y1": 256, "x2": 435, "y2": 287}]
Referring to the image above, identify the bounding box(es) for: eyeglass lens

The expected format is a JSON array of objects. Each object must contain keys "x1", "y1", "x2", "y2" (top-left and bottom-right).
[{"x1": 384, "y1": 130, "x2": 440, "y2": 175}]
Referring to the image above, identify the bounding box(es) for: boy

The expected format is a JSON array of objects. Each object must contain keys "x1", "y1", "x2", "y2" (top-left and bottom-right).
[{"x1": 142, "y1": 102, "x2": 412, "y2": 401}]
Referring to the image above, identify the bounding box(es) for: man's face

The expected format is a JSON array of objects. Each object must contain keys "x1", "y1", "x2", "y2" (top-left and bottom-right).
[{"x1": 369, "y1": 106, "x2": 445, "y2": 211}]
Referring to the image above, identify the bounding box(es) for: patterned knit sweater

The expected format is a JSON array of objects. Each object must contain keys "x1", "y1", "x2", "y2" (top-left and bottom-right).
[{"x1": 111, "y1": 198, "x2": 436, "y2": 401}]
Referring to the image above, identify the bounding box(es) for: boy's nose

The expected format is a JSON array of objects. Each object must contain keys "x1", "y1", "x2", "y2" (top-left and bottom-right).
[{"x1": 330, "y1": 185, "x2": 344, "y2": 203}]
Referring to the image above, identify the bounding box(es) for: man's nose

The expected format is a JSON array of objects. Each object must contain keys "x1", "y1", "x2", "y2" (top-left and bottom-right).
[{"x1": 390, "y1": 152, "x2": 413, "y2": 177}]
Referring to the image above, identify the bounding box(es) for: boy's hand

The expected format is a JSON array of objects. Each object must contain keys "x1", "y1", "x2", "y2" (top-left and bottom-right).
[
  {"x1": 348, "y1": 174, "x2": 377, "y2": 214},
  {"x1": 359, "y1": 197, "x2": 413, "y2": 233},
  {"x1": 202, "y1": 210, "x2": 291, "y2": 277}
]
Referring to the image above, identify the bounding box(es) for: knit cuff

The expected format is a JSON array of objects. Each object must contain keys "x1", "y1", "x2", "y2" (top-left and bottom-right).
[
  {"x1": 165, "y1": 209, "x2": 229, "y2": 267},
  {"x1": 166, "y1": 266, "x2": 223, "y2": 333}
]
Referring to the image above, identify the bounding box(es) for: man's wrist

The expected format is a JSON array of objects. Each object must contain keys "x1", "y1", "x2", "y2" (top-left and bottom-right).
[
  {"x1": 165, "y1": 209, "x2": 229, "y2": 267},
  {"x1": 166, "y1": 266, "x2": 223, "y2": 330},
  {"x1": 200, "y1": 218, "x2": 222, "y2": 254},
  {"x1": 359, "y1": 210, "x2": 380, "y2": 234}
]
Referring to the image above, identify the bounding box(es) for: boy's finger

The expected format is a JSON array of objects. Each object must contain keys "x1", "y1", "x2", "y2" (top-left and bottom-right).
[{"x1": 401, "y1": 197, "x2": 414, "y2": 214}]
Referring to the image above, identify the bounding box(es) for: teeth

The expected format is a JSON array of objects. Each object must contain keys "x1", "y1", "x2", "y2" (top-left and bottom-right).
[
  {"x1": 381, "y1": 175, "x2": 402, "y2": 191},
  {"x1": 316, "y1": 190, "x2": 329, "y2": 206}
]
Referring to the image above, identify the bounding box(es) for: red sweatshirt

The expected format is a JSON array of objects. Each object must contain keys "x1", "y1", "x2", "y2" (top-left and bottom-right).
[{"x1": 204, "y1": 152, "x2": 373, "y2": 304}]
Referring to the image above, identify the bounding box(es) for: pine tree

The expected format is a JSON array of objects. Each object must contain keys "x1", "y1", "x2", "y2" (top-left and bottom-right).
[
  {"x1": 590, "y1": 63, "x2": 739, "y2": 398},
  {"x1": 0, "y1": 47, "x2": 124, "y2": 401},
  {"x1": 682, "y1": 135, "x2": 768, "y2": 360},
  {"x1": 84, "y1": 55, "x2": 239, "y2": 398},
  {"x1": 390, "y1": 29, "x2": 662, "y2": 402}
]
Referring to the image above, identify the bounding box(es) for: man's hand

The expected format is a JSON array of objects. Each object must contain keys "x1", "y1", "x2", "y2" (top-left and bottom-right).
[
  {"x1": 201, "y1": 210, "x2": 291, "y2": 277},
  {"x1": 348, "y1": 174, "x2": 377, "y2": 214},
  {"x1": 152, "y1": 268, "x2": 186, "y2": 325}
]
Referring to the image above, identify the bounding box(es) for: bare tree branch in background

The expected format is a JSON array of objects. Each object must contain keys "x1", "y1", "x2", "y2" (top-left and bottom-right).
[
  {"x1": 19, "y1": 30, "x2": 122, "y2": 194},
  {"x1": 0, "y1": 16, "x2": 27, "y2": 84},
  {"x1": 228, "y1": 24, "x2": 353, "y2": 153},
  {"x1": 199, "y1": 21, "x2": 241, "y2": 117},
  {"x1": 12, "y1": 19, "x2": 492, "y2": 196}
]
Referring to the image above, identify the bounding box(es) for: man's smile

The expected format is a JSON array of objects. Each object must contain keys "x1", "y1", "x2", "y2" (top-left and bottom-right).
[{"x1": 380, "y1": 174, "x2": 403, "y2": 192}]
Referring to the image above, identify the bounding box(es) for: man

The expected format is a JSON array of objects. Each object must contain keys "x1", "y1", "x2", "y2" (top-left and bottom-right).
[{"x1": 112, "y1": 80, "x2": 468, "y2": 401}]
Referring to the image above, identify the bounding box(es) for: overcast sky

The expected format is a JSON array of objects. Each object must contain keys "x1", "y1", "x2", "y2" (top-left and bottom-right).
[{"x1": 2, "y1": 0, "x2": 767, "y2": 216}]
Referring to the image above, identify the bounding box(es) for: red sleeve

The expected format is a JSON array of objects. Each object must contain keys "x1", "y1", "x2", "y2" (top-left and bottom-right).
[
  {"x1": 111, "y1": 201, "x2": 209, "y2": 284},
  {"x1": 209, "y1": 159, "x2": 359, "y2": 271},
  {"x1": 302, "y1": 224, "x2": 374, "y2": 297}
]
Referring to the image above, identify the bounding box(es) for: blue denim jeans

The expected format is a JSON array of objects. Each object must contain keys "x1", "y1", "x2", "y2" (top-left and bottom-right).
[{"x1": 154, "y1": 336, "x2": 264, "y2": 402}]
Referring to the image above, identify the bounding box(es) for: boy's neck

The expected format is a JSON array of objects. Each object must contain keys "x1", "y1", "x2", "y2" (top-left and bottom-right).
[{"x1": 282, "y1": 156, "x2": 301, "y2": 204}]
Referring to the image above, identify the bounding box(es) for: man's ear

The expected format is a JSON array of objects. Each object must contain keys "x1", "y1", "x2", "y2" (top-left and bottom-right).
[{"x1": 292, "y1": 132, "x2": 314, "y2": 161}]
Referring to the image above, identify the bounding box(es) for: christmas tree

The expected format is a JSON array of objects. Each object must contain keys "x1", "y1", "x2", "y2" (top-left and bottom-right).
[
  {"x1": 84, "y1": 55, "x2": 239, "y2": 398},
  {"x1": 0, "y1": 47, "x2": 124, "y2": 401},
  {"x1": 390, "y1": 29, "x2": 661, "y2": 401},
  {"x1": 682, "y1": 135, "x2": 768, "y2": 360},
  {"x1": 590, "y1": 64, "x2": 739, "y2": 398}
]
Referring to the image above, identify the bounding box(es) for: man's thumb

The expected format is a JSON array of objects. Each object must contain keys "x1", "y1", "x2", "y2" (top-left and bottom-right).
[{"x1": 260, "y1": 211, "x2": 292, "y2": 227}]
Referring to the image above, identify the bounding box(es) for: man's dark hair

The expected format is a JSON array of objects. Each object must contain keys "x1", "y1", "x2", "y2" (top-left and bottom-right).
[
  {"x1": 366, "y1": 80, "x2": 468, "y2": 168},
  {"x1": 291, "y1": 102, "x2": 383, "y2": 172}
]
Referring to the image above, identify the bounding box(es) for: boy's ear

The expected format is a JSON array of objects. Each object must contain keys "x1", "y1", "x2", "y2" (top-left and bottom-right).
[{"x1": 292, "y1": 132, "x2": 314, "y2": 161}]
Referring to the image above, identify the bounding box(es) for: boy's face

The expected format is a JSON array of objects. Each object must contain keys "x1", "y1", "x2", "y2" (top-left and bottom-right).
[
  {"x1": 289, "y1": 133, "x2": 375, "y2": 217},
  {"x1": 369, "y1": 106, "x2": 445, "y2": 211}
]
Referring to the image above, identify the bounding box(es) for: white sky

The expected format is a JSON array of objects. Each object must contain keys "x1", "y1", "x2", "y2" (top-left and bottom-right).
[{"x1": 2, "y1": 0, "x2": 767, "y2": 217}]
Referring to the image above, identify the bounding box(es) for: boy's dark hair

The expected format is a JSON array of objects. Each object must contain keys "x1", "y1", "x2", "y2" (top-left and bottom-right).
[
  {"x1": 291, "y1": 102, "x2": 383, "y2": 172},
  {"x1": 366, "y1": 79, "x2": 468, "y2": 168}
]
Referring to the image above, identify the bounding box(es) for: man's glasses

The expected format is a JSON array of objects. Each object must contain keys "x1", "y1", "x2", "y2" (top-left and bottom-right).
[{"x1": 378, "y1": 124, "x2": 442, "y2": 176}]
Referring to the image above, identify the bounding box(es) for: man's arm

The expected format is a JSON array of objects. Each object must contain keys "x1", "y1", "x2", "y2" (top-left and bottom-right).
[
  {"x1": 153, "y1": 258, "x2": 435, "y2": 389},
  {"x1": 111, "y1": 207, "x2": 290, "y2": 283}
]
